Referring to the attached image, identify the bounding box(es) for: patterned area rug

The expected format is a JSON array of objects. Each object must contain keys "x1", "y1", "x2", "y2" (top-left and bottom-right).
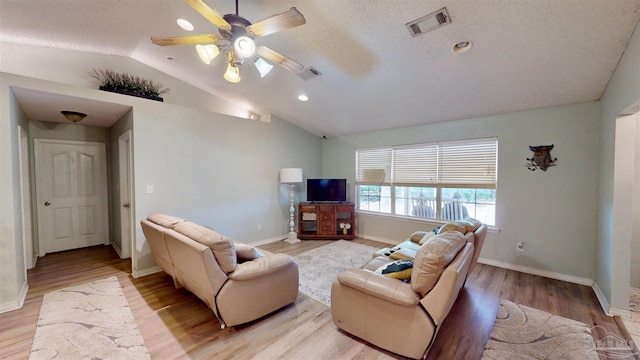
[
  {"x1": 30, "y1": 276, "x2": 150, "y2": 360},
  {"x1": 482, "y1": 300, "x2": 599, "y2": 360},
  {"x1": 630, "y1": 287, "x2": 640, "y2": 313},
  {"x1": 294, "y1": 240, "x2": 379, "y2": 306}
]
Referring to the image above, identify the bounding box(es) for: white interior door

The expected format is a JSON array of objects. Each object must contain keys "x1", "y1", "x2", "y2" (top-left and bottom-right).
[
  {"x1": 35, "y1": 139, "x2": 109, "y2": 255},
  {"x1": 118, "y1": 131, "x2": 132, "y2": 259}
]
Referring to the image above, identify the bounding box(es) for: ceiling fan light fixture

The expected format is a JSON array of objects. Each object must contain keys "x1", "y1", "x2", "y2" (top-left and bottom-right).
[
  {"x1": 61, "y1": 111, "x2": 87, "y2": 123},
  {"x1": 196, "y1": 44, "x2": 220, "y2": 64},
  {"x1": 254, "y1": 57, "x2": 274, "y2": 77},
  {"x1": 176, "y1": 18, "x2": 194, "y2": 31},
  {"x1": 234, "y1": 35, "x2": 256, "y2": 58},
  {"x1": 224, "y1": 63, "x2": 241, "y2": 83}
]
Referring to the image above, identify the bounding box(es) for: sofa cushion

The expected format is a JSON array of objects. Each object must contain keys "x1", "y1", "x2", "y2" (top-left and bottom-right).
[
  {"x1": 375, "y1": 260, "x2": 414, "y2": 280},
  {"x1": 147, "y1": 213, "x2": 185, "y2": 228},
  {"x1": 235, "y1": 242, "x2": 264, "y2": 262},
  {"x1": 173, "y1": 221, "x2": 237, "y2": 273},
  {"x1": 459, "y1": 218, "x2": 482, "y2": 232},
  {"x1": 409, "y1": 231, "x2": 429, "y2": 243},
  {"x1": 411, "y1": 231, "x2": 466, "y2": 296},
  {"x1": 437, "y1": 222, "x2": 467, "y2": 235}
]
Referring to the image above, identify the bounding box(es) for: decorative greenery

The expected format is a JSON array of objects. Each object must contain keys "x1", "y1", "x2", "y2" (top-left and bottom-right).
[{"x1": 88, "y1": 69, "x2": 169, "y2": 100}]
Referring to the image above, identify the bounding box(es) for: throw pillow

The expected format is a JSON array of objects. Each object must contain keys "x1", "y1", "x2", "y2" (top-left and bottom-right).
[
  {"x1": 375, "y1": 260, "x2": 414, "y2": 280},
  {"x1": 235, "y1": 242, "x2": 264, "y2": 262}
]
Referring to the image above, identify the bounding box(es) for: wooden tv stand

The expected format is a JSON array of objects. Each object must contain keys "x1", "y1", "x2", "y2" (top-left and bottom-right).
[{"x1": 298, "y1": 202, "x2": 355, "y2": 240}]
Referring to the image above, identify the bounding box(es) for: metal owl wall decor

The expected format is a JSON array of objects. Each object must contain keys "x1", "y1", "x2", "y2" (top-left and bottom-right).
[{"x1": 526, "y1": 144, "x2": 557, "y2": 171}]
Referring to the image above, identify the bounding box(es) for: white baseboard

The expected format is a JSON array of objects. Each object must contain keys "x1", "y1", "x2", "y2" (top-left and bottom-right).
[
  {"x1": 132, "y1": 266, "x2": 162, "y2": 278},
  {"x1": 111, "y1": 241, "x2": 123, "y2": 259},
  {"x1": 0, "y1": 281, "x2": 29, "y2": 314},
  {"x1": 357, "y1": 233, "x2": 399, "y2": 245},
  {"x1": 477, "y1": 257, "x2": 594, "y2": 286},
  {"x1": 592, "y1": 281, "x2": 612, "y2": 316},
  {"x1": 250, "y1": 234, "x2": 291, "y2": 246}
]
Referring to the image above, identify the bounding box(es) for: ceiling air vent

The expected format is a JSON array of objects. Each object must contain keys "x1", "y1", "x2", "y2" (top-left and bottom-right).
[
  {"x1": 297, "y1": 67, "x2": 322, "y2": 81},
  {"x1": 406, "y1": 7, "x2": 451, "y2": 37}
]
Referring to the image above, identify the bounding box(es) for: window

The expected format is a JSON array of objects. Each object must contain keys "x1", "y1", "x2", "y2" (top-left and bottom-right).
[{"x1": 355, "y1": 138, "x2": 497, "y2": 225}]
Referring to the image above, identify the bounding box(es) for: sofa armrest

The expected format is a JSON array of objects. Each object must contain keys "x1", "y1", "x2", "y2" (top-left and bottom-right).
[
  {"x1": 337, "y1": 269, "x2": 420, "y2": 306},
  {"x1": 228, "y1": 253, "x2": 294, "y2": 281}
]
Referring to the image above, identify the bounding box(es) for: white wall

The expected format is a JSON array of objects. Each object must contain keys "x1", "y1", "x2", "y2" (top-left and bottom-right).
[
  {"x1": 131, "y1": 102, "x2": 322, "y2": 271},
  {"x1": 0, "y1": 81, "x2": 28, "y2": 312},
  {"x1": 597, "y1": 19, "x2": 640, "y2": 311},
  {"x1": 323, "y1": 101, "x2": 600, "y2": 280}
]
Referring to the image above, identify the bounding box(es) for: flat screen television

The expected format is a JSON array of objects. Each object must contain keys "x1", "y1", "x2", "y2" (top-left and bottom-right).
[{"x1": 307, "y1": 179, "x2": 347, "y2": 203}]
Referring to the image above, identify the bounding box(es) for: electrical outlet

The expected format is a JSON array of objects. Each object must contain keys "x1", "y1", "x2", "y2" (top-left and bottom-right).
[
  {"x1": 516, "y1": 241, "x2": 525, "y2": 251},
  {"x1": 257, "y1": 224, "x2": 262, "y2": 231}
]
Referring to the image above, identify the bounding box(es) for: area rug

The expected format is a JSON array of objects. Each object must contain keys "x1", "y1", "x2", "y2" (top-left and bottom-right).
[
  {"x1": 30, "y1": 276, "x2": 150, "y2": 360},
  {"x1": 294, "y1": 240, "x2": 379, "y2": 306},
  {"x1": 481, "y1": 300, "x2": 598, "y2": 360},
  {"x1": 630, "y1": 287, "x2": 640, "y2": 313}
]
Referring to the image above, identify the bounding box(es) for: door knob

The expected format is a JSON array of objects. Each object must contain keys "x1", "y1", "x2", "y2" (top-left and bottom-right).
[
  {"x1": 44, "y1": 201, "x2": 51, "y2": 206},
  {"x1": 122, "y1": 203, "x2": 130, "y2": 208}
]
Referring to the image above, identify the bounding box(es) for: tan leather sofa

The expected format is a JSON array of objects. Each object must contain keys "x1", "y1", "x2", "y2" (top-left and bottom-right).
[
  {"x1": 141, "y1": 213, "x2": 299, "y2": 328},
  {"x1": 331, "y1": 219, "x2": 487, "y2": 359}
]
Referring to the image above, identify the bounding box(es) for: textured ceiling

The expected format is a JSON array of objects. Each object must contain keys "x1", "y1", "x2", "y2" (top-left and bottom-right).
[{"x1": 1, "y1": 0, "x2": 639, "y2": 137}]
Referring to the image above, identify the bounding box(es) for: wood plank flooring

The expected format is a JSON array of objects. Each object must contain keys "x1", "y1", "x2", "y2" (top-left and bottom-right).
[{"x1": 0, "y1": 239, "x2": 633, "y2": 359}]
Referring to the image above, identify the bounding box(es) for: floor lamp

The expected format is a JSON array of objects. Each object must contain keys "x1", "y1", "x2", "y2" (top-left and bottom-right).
[{"x1": 280, "y1": 168, "x2": 303, "y2": 244}]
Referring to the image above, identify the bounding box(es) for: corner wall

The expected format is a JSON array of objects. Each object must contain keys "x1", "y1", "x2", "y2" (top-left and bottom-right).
[{"x1": 596, "y1": 18, "x2": 640, "y2": 312}]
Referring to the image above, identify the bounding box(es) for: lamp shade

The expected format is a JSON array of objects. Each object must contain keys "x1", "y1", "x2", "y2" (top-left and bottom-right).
[{"x1": 280, "y1": 168, "x2": 303, "y2": 183}]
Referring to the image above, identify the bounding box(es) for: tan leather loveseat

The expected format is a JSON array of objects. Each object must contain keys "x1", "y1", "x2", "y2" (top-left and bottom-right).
[
  {"x1": 141, "y1": 213, "x2": 299, "y2": 328},
  {"x1": 331, "y1": 219, "x2": 487, "y2": 359}
]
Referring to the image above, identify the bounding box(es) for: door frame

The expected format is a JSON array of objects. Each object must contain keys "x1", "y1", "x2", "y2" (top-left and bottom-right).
[
  {"x1": 34, "y1": 138, "x2": 109, "y2": 256},
  {"x1": 18, "y1": 126, "x2": 34, "y2": 271},
  {"x1": 118, "y1": 130, "x2": 134, "y2": 260}
]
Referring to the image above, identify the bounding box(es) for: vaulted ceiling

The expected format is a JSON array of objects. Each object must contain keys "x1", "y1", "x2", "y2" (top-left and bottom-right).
[{"x1": 1, "y1": 0, "x2": 639, "y2": 137}]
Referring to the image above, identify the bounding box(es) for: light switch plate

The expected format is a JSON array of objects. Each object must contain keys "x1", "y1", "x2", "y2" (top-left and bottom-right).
[{"x1": 146, "y1": 185, "x2": 154, "y2": 194}]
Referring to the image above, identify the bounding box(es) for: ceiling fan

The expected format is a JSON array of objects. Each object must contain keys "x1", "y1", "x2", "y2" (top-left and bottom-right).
[{"x1": 151, "y1": 0, "x2": 306, "y2": 83}]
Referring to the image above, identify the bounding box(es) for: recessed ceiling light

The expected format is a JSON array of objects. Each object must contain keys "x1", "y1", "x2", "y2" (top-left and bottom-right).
[
  {"x1": 452, "y1": 40, "x2": 472, "y2": 53},
  {"x1": 298, "y1": 94, "x2": 309, "y2": 102},
  {"x1": 177, "y1": 18, "x2": 194, "y2": 31}
]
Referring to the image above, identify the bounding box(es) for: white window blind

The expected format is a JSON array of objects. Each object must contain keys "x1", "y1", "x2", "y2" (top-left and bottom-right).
[
  {"x1": 355, "y1": 147, "x2": 392, "y2": 185},
  {"x1": 393, "y1": 144, "x2": 438, "y2": 186},
  {"x1": 356, "y1": 137, "x2": 497, "y2": 188},
  {"x1": 438, "y1": 138, "x2": 497, "y2": 188}
]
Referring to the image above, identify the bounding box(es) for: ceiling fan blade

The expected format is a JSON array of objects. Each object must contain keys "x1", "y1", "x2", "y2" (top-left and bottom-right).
[
  {"x1": 257, "y1": 46, "x2": 304, "y2": 73},
  {"x1": 151, "y1": 34, "x2": 222, "y2": 46},
  {"x1": 247, "y1": 7, "x2": 306, "y2": 37},
  {"x1": 184, "y1": 0, "x2": 231, "y2": 32}
]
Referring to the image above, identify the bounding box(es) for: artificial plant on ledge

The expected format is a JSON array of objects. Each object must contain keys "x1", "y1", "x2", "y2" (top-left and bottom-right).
[{"x1": 88, "y1": 69, "x2": 169, "y2": 102}]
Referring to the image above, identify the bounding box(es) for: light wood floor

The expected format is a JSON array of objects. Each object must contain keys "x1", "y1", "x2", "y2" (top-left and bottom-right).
[{"x1": 0, "y1": 239, "x2": 634, "y2": 359}]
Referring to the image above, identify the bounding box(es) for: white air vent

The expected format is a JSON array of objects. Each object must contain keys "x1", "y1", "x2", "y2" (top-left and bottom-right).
[
  {"x1": 297, "y1": 67, "x2": 322, "y2": 81},
  {"x1": 406, "y1": 7, "x2": 451, "y2": 37}
]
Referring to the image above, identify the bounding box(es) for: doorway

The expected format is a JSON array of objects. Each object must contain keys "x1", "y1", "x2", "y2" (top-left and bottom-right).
[
  {"x1": 34, "y1": 139, "x2": 109, "y2": 255},
  {"x1": 118, "y1": 130, "x2": 133, "y2": 259}
]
